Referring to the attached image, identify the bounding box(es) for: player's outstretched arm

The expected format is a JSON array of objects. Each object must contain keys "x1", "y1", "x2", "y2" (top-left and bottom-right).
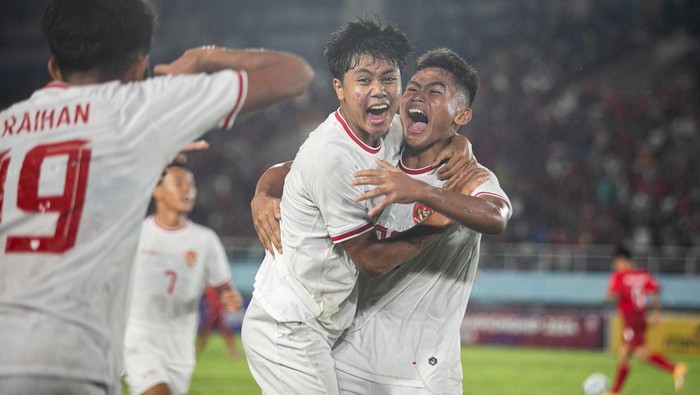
[
  {"x1": 154, "y1": 46, "x2": 314, "y2": 114},
  {"x1": 251, "y1": 161, "x2": 292, "y2": 253}
]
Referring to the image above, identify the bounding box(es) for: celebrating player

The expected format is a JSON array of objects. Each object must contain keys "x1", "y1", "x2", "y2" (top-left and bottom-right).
[
  {"x1": 604, "y1": 246, "x2": 688, "y2": 395},
  {"x1": 123, "y1": 156, "x2": 243, "y2": 395},
  {"x1": 0, "y1": 0, "x2": 313, "y2": 393},
  {"x1": 330, "y1": 47, "x2": 511, "y2": 394},
  {"x1": 252, "y1": 48, "x2": 510, "y2": 394},
  {"x1": 242, "y1": 19, "x2": 474, "y2": 394}
]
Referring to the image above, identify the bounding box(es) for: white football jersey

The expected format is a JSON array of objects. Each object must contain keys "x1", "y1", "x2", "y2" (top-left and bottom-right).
[
  {"x1": 124, "y1": 216, "x2": 232, "y2": 365},
  {"x1": 252, "y1": 110, "x2": 403, "y2": 339},
  {"x1": 0, "y1": 70, "x2": 247, "y2": 390},
  {"x1": 332, "y1": 161, "x2": 510, "y2": 393}
]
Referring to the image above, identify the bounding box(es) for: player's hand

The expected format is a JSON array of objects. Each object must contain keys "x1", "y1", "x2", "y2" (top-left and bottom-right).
[
  {"x1": 180, "y1": 140, "x2": 210, "y2": 152},
  {"x1": 220, "y1": 288, "x2": 243, "y2": 313},
  {"x1": 154, "y1": 46, "x2": 218, "y2": 75},
  {"x1": 352, "y1": 159, "x2": 426, "y2": 217},
  {"x1": 251, "y1": 192, "x2": 282, "y2": 254},
  {"x1": 433, "y1": 134, "x2": 475, "y2": 182},
  {"x1": 451, "y1": 165, "x2": 492, "y2": 195}
]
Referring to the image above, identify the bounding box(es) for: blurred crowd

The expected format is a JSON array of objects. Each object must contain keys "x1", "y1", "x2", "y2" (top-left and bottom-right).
[
  {"x1": 186, "y1": 0, "x2": 699, "y2": 249},
  {"x1": 1, "y1": 0, "x2": 698, "y2": 248}
]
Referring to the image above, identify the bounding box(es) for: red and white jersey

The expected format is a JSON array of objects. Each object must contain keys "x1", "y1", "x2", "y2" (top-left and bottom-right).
[
  {"x1": 608, "y1": 268, "x2": 659, "y2": 318},
  {"x1": 252, "y1": 110, "x2": 403, "y2": 339},
  {"x1": 333, "y1": 162, "x2": 510, "y2": 393},
  {"x1": 124, "y1": 216, "x2": 232, "y2": 365},
  {"x1": 0, "y1": 70, "x2": 246, "y2": 389}
]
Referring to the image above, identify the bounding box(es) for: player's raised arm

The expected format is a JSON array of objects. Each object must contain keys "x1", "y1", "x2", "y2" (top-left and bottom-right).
[{"x1": 155, "y1": 46, "x2": 314, "y2": 114}]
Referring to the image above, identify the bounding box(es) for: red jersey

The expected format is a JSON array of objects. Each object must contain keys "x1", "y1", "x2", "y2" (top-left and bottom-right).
[{"x1": 607, "y1": 268, "x2": 660, "y2": 318}]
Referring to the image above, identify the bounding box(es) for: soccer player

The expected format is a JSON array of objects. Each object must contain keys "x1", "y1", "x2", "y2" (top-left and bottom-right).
[
  {"x1": 196, "y1": 285, "x2": 240, "y2": 360},
  {"x1": 242, "y1": 19, "x2": 472, "y2": 394},
  {"x1": 254, "y1": 48, "x2": 508, "y2": 393},
  {"x1": 0, "y1": 0, "x2": 313, "y2": 393},
  {"x1": 328, "y1": 47, "x2": 511, "y2": 394},
  {"x1": 123, "y1": 156, "x2": 243, "y2": 395},
  {"x1": 604, "y1": 246, "x2": 688, "y2": 395}
]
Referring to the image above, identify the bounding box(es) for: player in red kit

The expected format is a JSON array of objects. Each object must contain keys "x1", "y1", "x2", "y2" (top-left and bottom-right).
[
  {"x1": 604, "y1": 246, "x2": 687, "y2": 395},
  {"x1": 197, "y1": 285, "x2": 241, "y2": 360}
]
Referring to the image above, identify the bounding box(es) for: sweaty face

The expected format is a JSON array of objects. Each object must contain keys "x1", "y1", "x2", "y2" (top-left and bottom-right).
[
  {"x1": 333, "y1": 55, "x2": 402, "y2": 146},
  {"x1": 154, "y1": 166, "x2": 196, "y2": 214},
  {"x1": 401, "y1": 67, "x2": 468, "y2": 150}
]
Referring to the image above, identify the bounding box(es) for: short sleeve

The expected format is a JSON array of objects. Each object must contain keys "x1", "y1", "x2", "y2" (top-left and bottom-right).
[
  {"x1": 136, "y1": 70, "x2": 248, "y2": 162},
  {"x1": 308, "y1": 148, "x2": 374, "y2": 243},
  {"x1": 472, "y1": 166, "x2": 512, "y2": 217}
]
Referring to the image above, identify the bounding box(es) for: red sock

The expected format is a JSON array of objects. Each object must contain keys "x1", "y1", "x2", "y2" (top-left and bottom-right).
[
  {"x1": 612, "y1": 362, "x2": 630, "y2": 392},
  {"x1": 647, "y1": 352, "x2": 675, "y2": 373}
]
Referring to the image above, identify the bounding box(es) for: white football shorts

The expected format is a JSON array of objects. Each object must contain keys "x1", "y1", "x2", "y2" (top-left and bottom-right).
[{"x1": 241, "y1": 297, "x2": 340, "y2": 394}]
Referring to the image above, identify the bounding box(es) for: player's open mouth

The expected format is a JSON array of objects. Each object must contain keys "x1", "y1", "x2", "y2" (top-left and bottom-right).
[
  {"x1": 407, "y1": 108, "x2": 429, "y2": 133},
  {"x1": 366, "y1": 104, "x2": 390, "y2": 124}
]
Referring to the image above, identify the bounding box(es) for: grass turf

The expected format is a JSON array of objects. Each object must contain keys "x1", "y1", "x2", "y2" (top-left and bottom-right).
[{"x1": 137, "y1": 334, "x2": 699, "y2": 394}]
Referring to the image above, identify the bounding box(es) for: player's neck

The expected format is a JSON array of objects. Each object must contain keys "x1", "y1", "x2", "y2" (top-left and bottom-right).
[
  {"x1": 401, "y1": 138, "x2": 450, "y2": 169},
  {"x1": 154, "y1": 211, "x2": 187, "y2": 229}
]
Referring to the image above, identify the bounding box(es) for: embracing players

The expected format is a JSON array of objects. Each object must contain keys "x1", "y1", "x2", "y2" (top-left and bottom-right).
[{"x1": 243, "y1": 19, "x2": 473, "y2": 394}]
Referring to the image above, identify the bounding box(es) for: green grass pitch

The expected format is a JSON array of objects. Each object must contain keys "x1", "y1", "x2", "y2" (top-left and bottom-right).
[{"x1": 130, "y1": 334, "x2": 699, "y2": 394}]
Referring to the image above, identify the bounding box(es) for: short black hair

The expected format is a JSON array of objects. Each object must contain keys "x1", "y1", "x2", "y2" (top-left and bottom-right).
[
  {"x1": 42, "y1": 0, "x2": 156, "y2": 80},
  {"x1": 613, "y1": 245, "x2": 632, "y2": 260},
  {"x1": 323, "y1": 17, "x2": 414, "y2": 81},
  {"x1": 157, "y1": 154, "x2": 191, "y2": 185},
  {"x1": 416, "y1": 48, "x2": 479, "y2": 107}
]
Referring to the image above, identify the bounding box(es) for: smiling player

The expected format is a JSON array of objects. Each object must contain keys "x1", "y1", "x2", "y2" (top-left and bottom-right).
[
  {"x1": 240, "y1": 18, "x2": 477, "y2": 394},
  {"x1": 331, "y1": 48, "x2": 512, "y2": 394}
]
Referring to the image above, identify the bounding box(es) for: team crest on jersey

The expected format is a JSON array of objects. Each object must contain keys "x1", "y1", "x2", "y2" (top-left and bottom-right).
[
  {"x1": 413, "y1": 203, "x2": 433, "y2": 224},
  {"x1": 184, "y1": 250, "x2": 197, "y2": 267}
]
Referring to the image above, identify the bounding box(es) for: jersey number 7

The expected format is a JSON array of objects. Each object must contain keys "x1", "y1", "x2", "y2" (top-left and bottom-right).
[{"x1": 0, "y1": 140, "x2": 91, "y2": 253}]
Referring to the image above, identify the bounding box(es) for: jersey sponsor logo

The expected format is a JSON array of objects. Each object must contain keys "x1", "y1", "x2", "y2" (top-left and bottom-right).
[
  {"x1": 413, "y1": 203, "x2": 433, "y2": 224},
  {"x1": 184, "y1": 250, "x2": 197, "y2": 267},
  {"x1": 428, "y1": 356, "x2": 438, "y2": 366}
]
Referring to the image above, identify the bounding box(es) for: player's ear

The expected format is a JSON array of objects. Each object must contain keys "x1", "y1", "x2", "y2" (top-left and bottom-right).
[
  {"x1": 152, "y1": 184, "x2": 163, "y2": 201},
  {"x1": 48, "y1": 57, "x2": 64, "y2": 82},
  {"x1": 332, "y1": 78, "x2": 345, "y2": 101},
  {"x1": 453, "y1": 107, "x2": 472, "y2": 126}
]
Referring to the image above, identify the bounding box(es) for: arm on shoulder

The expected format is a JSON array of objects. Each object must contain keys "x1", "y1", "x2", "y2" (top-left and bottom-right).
[{"x1": 341, "y1": 225, "x2": 444, "y2": 277}]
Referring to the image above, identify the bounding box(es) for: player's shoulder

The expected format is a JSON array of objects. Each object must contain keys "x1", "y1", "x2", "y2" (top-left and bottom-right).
[{"x1": 296, "y1": 112, "x2": 357, "y2": 162}]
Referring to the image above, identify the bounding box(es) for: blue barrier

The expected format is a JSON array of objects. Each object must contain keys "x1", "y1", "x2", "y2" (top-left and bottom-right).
[{"x1": 230, "y1": 261, "x2": 700, "y2": 309}]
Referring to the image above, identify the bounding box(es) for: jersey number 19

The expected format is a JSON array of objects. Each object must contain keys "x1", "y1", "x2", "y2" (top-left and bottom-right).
[{"x1": 0, "y1": 139, "x2": 91, "y2": 253}]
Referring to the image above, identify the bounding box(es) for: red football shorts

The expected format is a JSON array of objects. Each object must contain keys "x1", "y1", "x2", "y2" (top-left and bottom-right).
[{"x1": 621, "y1": 313, "x2": 647, "y2": 349}]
